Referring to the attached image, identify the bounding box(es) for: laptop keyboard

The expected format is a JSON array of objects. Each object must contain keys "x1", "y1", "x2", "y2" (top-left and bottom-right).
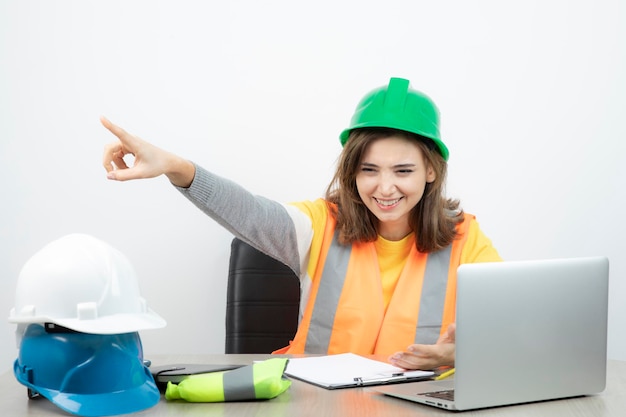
[{"x1": 424, "y1": 390, "x2": 455, "y2": 401}]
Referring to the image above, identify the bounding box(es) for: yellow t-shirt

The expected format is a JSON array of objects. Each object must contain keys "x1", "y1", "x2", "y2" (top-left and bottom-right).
[{"x1": 375, "y1": 233, "x2": 414, "y2": 310}]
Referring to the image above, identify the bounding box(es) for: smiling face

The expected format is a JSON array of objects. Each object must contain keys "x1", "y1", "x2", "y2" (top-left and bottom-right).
[{"x1": 356, "y1": 135, "x2": 436, "y2": 241}]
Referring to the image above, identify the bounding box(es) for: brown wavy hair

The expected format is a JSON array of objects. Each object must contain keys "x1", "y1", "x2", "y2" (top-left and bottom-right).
[{"x1": 325, "y1": 128, "x2": 463, "y2": 253}]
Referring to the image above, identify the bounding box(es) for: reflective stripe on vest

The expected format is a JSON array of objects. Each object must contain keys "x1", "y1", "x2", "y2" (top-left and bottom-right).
[
  {"x1": 304, "y1": 232, "x2": 351, "y2": 352},
  {"x1": 413, "y1": 244, "x2": 452, "y2": 344}
]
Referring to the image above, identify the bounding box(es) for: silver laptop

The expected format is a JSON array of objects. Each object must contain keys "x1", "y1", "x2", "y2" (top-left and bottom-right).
[{"x1": 375, "y1": 256, "x2": 609, "y2": 411}]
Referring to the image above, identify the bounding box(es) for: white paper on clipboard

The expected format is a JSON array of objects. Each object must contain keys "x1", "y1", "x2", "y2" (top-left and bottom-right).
[{"x1": 284, "y1": 353, "x2": 434, "y2": 389}]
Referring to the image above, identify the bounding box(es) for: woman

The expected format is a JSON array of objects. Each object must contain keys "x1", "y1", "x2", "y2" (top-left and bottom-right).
[{"x1": 101, "y1": 77, "x2": 501, "y2": 370}]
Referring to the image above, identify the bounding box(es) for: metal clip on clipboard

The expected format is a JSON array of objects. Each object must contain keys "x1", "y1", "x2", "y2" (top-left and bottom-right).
[{"x1": 353, "y1": 370, "x2": 434, "y2": 386}]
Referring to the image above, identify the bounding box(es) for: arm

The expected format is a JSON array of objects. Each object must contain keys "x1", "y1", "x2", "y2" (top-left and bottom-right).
[
  {"x1": 174, "y1": 165, "x2": 309, "y2": 274},
  {"x1": 100, "y1": 117, "x2": 310, "y2": 274}
]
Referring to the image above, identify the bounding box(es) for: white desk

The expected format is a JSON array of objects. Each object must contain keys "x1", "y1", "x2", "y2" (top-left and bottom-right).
[{"x1": 2, "y1": 354, "x2": 625, "y2": 416}]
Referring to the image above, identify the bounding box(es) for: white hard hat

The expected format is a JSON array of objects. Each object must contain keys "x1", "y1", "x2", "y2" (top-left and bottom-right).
[{"x1": 8, "y1": 233, "x2": 166, "y2": 334}]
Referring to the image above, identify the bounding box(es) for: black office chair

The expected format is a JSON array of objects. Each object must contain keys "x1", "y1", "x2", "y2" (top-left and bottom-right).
[{"x1": 225, "y1": 238, "x2": 300, "y2": 353}]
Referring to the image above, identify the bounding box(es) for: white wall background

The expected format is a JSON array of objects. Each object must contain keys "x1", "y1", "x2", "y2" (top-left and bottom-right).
[{"x1": 1, "y1": 0, "x2": 625, "y2": 371}]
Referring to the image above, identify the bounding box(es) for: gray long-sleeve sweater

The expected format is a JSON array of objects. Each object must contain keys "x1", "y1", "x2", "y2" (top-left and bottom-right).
[{"x1": 175, "y1": 163, "x2": 309, "y2": 276}]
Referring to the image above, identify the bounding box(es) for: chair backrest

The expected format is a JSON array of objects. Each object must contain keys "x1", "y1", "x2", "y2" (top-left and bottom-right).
[{"x1": 225, "y1": 238, "x2": 300, "y2": 353}]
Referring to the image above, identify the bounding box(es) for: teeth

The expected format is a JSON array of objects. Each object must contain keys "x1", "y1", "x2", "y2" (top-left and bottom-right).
[{"x1": 375, "y1": 198, "x2": 400, "y2": 206}]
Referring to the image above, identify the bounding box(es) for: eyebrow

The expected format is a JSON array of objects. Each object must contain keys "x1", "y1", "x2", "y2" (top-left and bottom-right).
[{"x1": 360, "y1": 162, "x2": 417, "y2": 169}]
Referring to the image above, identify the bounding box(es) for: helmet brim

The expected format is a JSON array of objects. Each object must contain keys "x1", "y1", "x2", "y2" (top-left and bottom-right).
[
  {"x1": 15, "y1": 361, "x2": 160, "y2": 417},
  {"x1": 339, "y1": 126, "x2": 450, "y2": 161},
  {"x1": 8, "y1": 308, "x2": 166, "y2": 334}
]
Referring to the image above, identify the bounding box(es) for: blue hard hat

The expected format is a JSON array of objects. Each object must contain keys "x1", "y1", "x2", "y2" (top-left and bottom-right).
[{"x1": 13, "y1": 324, "x2": 159, "y2": 417}]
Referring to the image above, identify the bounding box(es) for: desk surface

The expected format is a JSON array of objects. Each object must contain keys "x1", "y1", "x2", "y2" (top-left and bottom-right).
[{"x1": 2, "y1": 354, "x2": 625, "y2": 417}]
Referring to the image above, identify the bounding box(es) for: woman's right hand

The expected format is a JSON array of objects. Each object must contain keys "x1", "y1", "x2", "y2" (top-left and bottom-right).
[{"x1": 101, "y1": 116, "x2": 195, "y2": 188}]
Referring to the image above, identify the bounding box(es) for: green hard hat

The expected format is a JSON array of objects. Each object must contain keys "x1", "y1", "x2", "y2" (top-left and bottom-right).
[{"x1": 339, "y1": 77, "x2": 449, "y2": 161}]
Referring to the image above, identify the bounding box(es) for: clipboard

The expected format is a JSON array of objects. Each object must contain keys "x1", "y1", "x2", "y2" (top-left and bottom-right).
[{"x1": 284, "y1": 353, "x2": 434, "y2": 389}]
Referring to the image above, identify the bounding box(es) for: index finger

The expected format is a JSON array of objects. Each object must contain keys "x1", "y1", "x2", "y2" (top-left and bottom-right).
[
  {"x1": 100, "y1": 116, "x2": 135, "y2": 146},
  {"x1": 406, "y1": 344, "x2": 437, "y2": 356}
]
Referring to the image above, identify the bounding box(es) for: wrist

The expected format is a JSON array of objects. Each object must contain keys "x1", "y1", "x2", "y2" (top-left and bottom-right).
[{"x1": 165, "y1": 155, "x2": 195, "y2": 188}]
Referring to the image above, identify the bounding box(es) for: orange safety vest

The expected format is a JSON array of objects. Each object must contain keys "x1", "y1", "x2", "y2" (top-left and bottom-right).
[{"x1": 275, "y1": 213, "x2": 473, "y2": 356}]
